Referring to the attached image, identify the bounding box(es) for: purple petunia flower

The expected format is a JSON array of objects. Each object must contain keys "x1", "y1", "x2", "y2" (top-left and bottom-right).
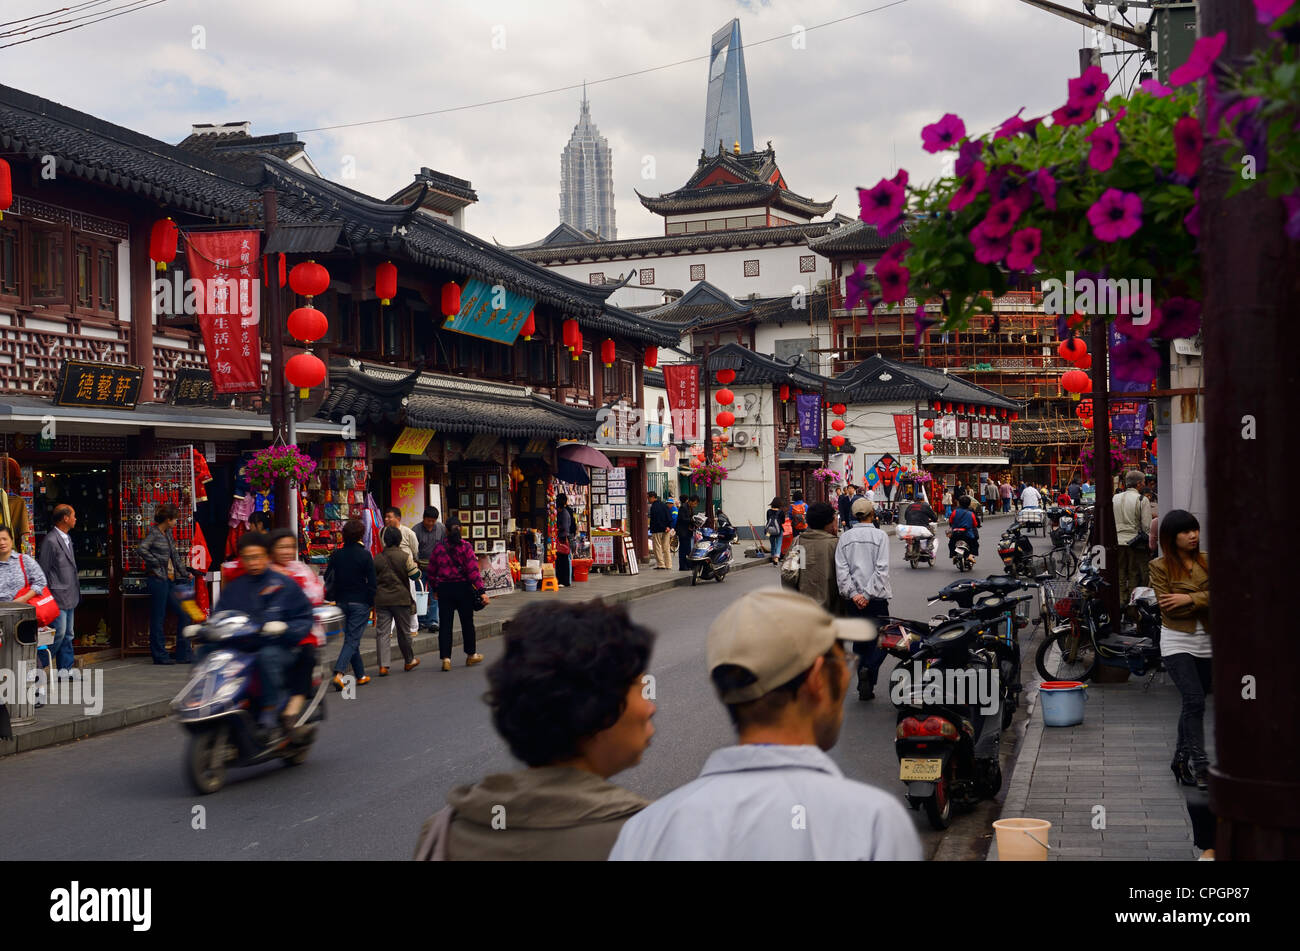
[
  {"x1": 1219, "y1": 96, "x2": 1263, "y2": 134},
  {"x1": 981, "y1": 198, "x2": 1022, "y2": 239},
  {"x1": 1139, "y1": 78, "x2": 1173, "y2": 98},
  {"x1": 1173, "y1": 116, "x2": 1202, "y2": 177},
  {"x1": 921, "y1": 113, "x2": 966, "y2": 153},
  {"x1": 858, "y1": 177, "x2": 907, "y2": 229},
  {"x1": 1237, "y1": 114, "x2": 1269, "y2": 174},
  {"x1": 1158, "y1": 297, "x2": 1203, "y2": 339},
  {"x1": 1005, "y1": 228, "x2": 1041, "y2": 271},
  {"x1": 1170, "y1": 31, "x2": 1227, "y2": 86},
  {"x1": 948, "y1": 161, "x2": 987, "y2": 212},
  {"x1": 882, "y1": 239, "x2": 911, "y2": 263},
  {"x1": 1087, "y1": 121, "x2": 1120, "y2": 172},
  {"x1": 968, "y1": 222, "x2": 1011, "y2": 264},
  {"x1": 1032, "y1": 168, "x2": 1058, "y2": 211},
  {"x1": 1255, "y1": 0, "x2": 1295, "y2": 23},
  {"x1": 954, "y1": 140, "x2": 984, "y2": 178},
  {"x1": 1115, "y1": 293, "x2": 1164, "y2": 341},
  {"x1": 1087, "y1": 188, "x2": 1143, "y2": 242},
  {"x1": 1111, "y1": 339, "x2": 1161, "y2": 384},
  {"x1": 876, "y1": 257, "x2": 910, "y2": 304},
  {"x1": 1051, "y1": 97, "x2": 1093, "y2": 128},
  {"x1": 845, "y1": 263, "x2": 872, "y2": 310},
  {"x1": 892, "y1": 168, "x2": 910, "y2": 189},
  {"x1": 1068, "y1": 65, "x2": 1110, "y2": 113},
  {"x1": 1184, "y1": 188, "x2": 1200, "y2": 237},
  {"x1": 1284, "y1": 192, "x2": 1300, "y2": 241}
]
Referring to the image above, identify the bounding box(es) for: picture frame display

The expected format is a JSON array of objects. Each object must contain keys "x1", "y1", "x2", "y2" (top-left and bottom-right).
[
  {"x1": 473, "y1": 510, "x2": 486, "y2": 523},
  {"x1": 488, "y1": 510, "x2": 500, "y2": 523},
  {"x1": 488, "y1": 473, "x2": 499, "y2": 488},
  {"x1": 487, "y1": 491, "x2": 500, "y2": 506},
  {"x1": 472, "y1": 525, "x2": 486, "y2": 539},
  {"x1": 459, "y1": 492, "x2": 471, "y2": 507},
  {"x1": 475, "y1": 493, "x2": 486, "y2": 507},
  {"x1": 457, "y1": 509, "x2": 471, "y2": 524},
  {"x1": 473, "y1": 475, "x2": 484, "y2": 488},
  {"x1": 474, "y1": 540, "x2": 487, "y2": 553},
  {"x1": 487, "y1": 524, "x2": 500, "y2": 539}
]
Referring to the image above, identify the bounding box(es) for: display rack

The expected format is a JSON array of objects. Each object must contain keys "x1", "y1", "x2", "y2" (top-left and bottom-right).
[
  {"x1": 304, "y1": 440, "x2": 368, "y2": 562},
  {"x1": 119, "y1": 454, "x2": 195, "y2": 575}
]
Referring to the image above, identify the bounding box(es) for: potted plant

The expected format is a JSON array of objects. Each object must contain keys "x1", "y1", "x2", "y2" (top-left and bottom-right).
[
  {"x1": 688, "y1": 462, "x2": 728, "y2": 488},
  {"x1": 247, "y1": 444, "x2": 317, "y2": 493}
]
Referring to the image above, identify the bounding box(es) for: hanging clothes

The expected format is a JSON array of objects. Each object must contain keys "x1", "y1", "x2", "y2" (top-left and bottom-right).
[{"x1": 191, "y1": 449, "x2": 213, "y2": 503}]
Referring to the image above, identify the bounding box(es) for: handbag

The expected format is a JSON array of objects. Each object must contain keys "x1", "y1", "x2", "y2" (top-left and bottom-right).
[
  {"x1": 780, "y1": 543, "x2": 805, "y2": 589},
  {"x1": 16, "y1": 556, "x2": 60, "y2": 626}
]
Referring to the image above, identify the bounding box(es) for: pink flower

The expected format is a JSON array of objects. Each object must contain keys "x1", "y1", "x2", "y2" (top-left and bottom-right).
[
  {"x1": 1285, "y1": 192, "x2": 1300, "y2": 241},
  {"x1": 948, "y1": 161, "x2": 986, "y2": 211},
  {"x1": 1033, "y1": 168, "x2": 1058, "y2": 210},
  {"x1": 1170, "y1": 31, "x2": 1227, "y2": 86},
  {"x1": 981, "y1": 198, "x2": 1022, "y2": 239},
  {"x1": 1005, "y1": 228, "x2": 1041, "y2": 270},
  {"x1": 1139, "y1": 78, "x2": 1173, "y2": 98},
  {"x1": 892, "y1": 168, "x2": 910, "y2": 189},
  {"x1": 882, "y1": 239, "x2": 911, "y2": 263},
  {"x1": 1218, "y1": 96, "x2": 1262, "y2": 134},
  {"x1": 1255, "y1": 0, "x2": 1295, "y2": 23},
  {"x1": 845, "y1": 263, "x2": 873, "y2": 310},
  {"x1": 858, "y1": 177, "x2": 906, "y2": 229},
  {"x1": 968, "y1": 222, "x2": 1010, "y2": 264},
  {"x1": 1174, "y1": 115, "x2": 1203, "y2": 177},
  {"x1": 1068, "y1": 65, "x2": 1110, "y2": 113},
  {"x1": 954, "y1": 140, "x2": 983, "y2": 178},
  {"x1": 1051, "y1": 97, "x2": 1093, "y2": 127},
  {"x1": 1087, "y1": 121, "x2": 1120, "y2": 172},
  {"x1": 1115, "y1": 294, "x2": 1164, "y2": 341},
  {"x1": 876, "y1": 257, "x2": 910, "y2": 304},
  {"x1": 994, "y1": 108, "x2": 1044, "y2": 140},
  {"x1": 1111, "y1": 339, "x2": 1161, "y2": 384},
  {"x1": 1086, "y1": 188, "x2": 1143, "y2": 242},
  {"x1": 921, "y1": 113, "x2": 966, "y2": 153},
  {"x1": 1158, "y1": 297, "x2": 1202, "y2": 338}
]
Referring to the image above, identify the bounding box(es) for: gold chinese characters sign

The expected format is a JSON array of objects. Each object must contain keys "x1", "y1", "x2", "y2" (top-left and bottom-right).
[
  {"x1": 53, "y1": 360, "x2": 144, "y2": 410},
  {"x1": 390, "y1": 427, "x2": 436, "y2": 455}
]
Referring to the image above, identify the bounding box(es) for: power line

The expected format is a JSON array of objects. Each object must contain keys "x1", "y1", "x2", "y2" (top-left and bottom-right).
[
  {"x1": 0, "y1": 0, "x2": 167, "y2": 49},
  {"x1": 293, "y1": 0, "x2": 911, "y2": 135},
  {"x1": 0, "y1": 1, "x2": 111, "y2": 31}
]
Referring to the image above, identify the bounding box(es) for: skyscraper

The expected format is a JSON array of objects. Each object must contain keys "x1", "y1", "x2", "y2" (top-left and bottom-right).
[
  {"x1": 559, "y1": 87, "x2": 616, "y2": 240},
  {"x1": 702, "y1": 19, "x2": 754, "y2": 156}
]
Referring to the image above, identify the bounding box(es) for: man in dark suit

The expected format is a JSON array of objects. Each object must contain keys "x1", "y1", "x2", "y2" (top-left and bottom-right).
[
  {"x1": 37, "y1": 504, "x2": 80, "y2": 670},
  {"x1": 648, "y1": 491, "x2": 672, "y2": 570}
]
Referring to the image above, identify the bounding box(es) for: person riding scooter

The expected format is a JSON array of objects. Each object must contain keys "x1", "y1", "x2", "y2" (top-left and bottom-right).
[
  {"x1": 947, "y1": 496, "x2": 981, "y2": 558},
  {"x1": 904, "y1": 498, "x2": 938, "y2": 528},
  {"x1": 209, "y1": 532, "x2": 315, "y2": 739}
]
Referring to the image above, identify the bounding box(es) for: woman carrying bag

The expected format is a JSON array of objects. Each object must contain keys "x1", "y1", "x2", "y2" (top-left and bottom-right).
[
  {"x1": 764, "y1": 497, "x2": 785, "y2": 566},
  {"x1": 428, "y1": 518, "x2": 488, "y2": 672},
  {"x1": 554, "y1": 494, "x2": 576, "y2": 587},
  {"x1": 374, "y1": 526, "x2": 421, "y2": 675}
]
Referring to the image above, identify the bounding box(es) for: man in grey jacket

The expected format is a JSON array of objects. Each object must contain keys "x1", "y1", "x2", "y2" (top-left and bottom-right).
[
  {"x1": 835, "y1": 498, "x2": 892, "y2": 701},
  {"x1": 37, "y1": 504, "x2": 80, "y2": 670},
  {"x1": 413, "y1": 506, "x2": 445, "y2": 632},
  {"x1": 781, "y1": 502, "x2": 840, "y2": 615}
]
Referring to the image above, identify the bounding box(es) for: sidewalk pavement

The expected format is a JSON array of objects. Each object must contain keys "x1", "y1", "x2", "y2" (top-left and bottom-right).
[
  {"x1": 991, "y1": 658, "x2": 1213, "y2": 861},
  {"x1": 1, "y1": 553, "x2": 770, "y2": 757}
]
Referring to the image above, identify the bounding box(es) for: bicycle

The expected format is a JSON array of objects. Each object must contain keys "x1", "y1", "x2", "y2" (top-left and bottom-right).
[{"x1": 1034, "y1": 564, "x2": 1163, "y2": 682}]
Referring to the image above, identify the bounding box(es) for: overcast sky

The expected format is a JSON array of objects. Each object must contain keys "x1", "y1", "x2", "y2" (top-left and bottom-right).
[{"x1": 0, "y1": 0, "x2": 1139, "y2": 245}]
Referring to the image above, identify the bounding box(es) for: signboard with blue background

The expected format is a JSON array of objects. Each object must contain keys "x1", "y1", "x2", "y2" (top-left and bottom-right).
[{"x1": 443, "y1": 278, "x2": 535, "y2": 345}]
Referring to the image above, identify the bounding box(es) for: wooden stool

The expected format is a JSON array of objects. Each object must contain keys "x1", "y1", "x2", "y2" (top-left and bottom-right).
[{"x1": 540, "y1": 577, "x2": 559, "y2": 592}]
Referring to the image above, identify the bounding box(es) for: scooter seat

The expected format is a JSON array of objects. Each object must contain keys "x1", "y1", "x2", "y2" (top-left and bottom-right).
[{"x1": 1098, "y1": 634, "x2": 1153, "y2": 651}]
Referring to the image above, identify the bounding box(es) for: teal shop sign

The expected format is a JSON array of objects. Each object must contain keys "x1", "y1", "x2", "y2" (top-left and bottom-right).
[{"x1": 443, "y1": 279, "x2": 535, "y2": 345}]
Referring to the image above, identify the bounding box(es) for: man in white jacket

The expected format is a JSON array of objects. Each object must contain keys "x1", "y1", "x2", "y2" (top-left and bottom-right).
[{"x1": 835, "y1": 499, "x2": 892, "y2": 701}]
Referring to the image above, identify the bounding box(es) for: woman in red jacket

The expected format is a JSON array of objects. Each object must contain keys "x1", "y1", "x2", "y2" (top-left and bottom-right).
[{"x1": 428, "y1": 518, "x2": 489, "y2": 672}]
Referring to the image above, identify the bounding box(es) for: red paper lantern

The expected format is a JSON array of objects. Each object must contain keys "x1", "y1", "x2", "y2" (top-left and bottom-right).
[
  {"x1": 644, "y1": 345, "x2": 658, "y2": 368},
  {"x1": 563, "y1": 318, "x2": 581, "y2": 349},
  {"x1": 1080, "y1": 418, "x2": 1094, "y2": 430},
  {"x1": 779, "y1": 384, "x2": 790, "y2": 402},
  {"x1": 923, "y1": 430, "x2": 934, "y2": 440},
  {"x1": 716, "y1": 369, "x2": 736, "y2": 385},
  {"x1": 1011, "y1": 411, "x2": 1019, "y2": 421},
  {"x1": 0, "y1": 158, "x2": 11, "y2": 219},
  {"x1": 932, "y1": 399, "x2": 942, "y2": 412},
  {"x1": 923, "y1": 418, "x2": 933, "y2": 427},
  {"x1": 923, "y1": 442, "x2": 934, "y2": 453},
  {"x1": 287, "y1": 306, "x2": 328, "y2": 343},
  {"x1": 520, "y1": 310, "x2": 536, "y2": 341},
  {"x1": 831, "y1": 419, "x2": 846, "y2": 432},
  {"x1": 832, "y1": 403, "x2": 847, "y2": 416},
  {"x1": 1061, "y1": 369, "x2": 1090, "y2": 393},
  {"x1": 716, "y1": 410, "x2": 735, "y2": 429},
  {"x1": 150, "y1": 218, "x2": 178, "y2": 272},
  {"x1": 375, "y1": 261, "x2": 397, "y2": 306},
  {"x1": 1074, "y1": 353, "x2": 1093, "y2": 370},
  {"x1": 1058, "y1": 337, "x2": 1087, "y2": 362},
  {"x1": 830, "y1": 435, "x2": 846, "y2": 449},
  {"x1": 944, "y1": 402, "x2": 954, "y2": 413},
  {"x1": 285, "y1": 352, "x2": 326, "y2": 397},
  {"x1": 289, "y1": 260, "x2": 329, "y2": 298},
  {"x1": 441, "y1": 281, "x2": 462, "y2": 320},
  {"x1": 601, "y1": 338, "x2": 616, "y2": 368},
  {"x1": 572, "y1": 330, "x2": 583, "y2": 360},
  {"x1": 716, "y1": 388, "x2": 735, "y2": 406}
]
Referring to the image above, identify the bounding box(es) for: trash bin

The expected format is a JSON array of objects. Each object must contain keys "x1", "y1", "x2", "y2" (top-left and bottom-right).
[{"x1": 0, "y1": 603, "x2": 40, "y2": 727}]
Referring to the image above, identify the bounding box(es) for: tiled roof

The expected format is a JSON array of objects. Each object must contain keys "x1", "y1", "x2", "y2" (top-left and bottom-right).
[
  {"x1": 500, "y1": 222, "x2": 600, "y2": 250},
  {"x1": 807, "y1": 219, "x2": 895, "y2": 256},
  {"x1": 1010, "y1": 418, "x2": 1090, "y2": 444},
  {"x1": 512, "y1": 219, "x2": 844, "y2": 265},
  {"x1": 706, "y1": 343, "x2": 845, "y2": 396},
  {"x1": 640, "y1": 281, "x2": 750, "y2": 327},
  {"x1": 637, "y1": 182, "x2": 834, "y2": 219},
  {"x1": 175, "y1": 129, "x2": 307, "y2": 173},
  {"x1": 834, "y1": 355, "x2": 1021, "y2": 410}
]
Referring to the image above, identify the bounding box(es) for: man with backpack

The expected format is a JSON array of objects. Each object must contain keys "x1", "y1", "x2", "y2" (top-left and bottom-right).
[
  {"x1": 779, "y1": 502, "x2": 840, "y2": 614},
  {"x1": 788, "y1": 490, "x2": 809, "y2": 540}
]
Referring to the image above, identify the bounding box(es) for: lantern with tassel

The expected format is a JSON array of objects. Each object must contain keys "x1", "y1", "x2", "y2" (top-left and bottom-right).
[
  {"x1": 923, "y1": 442, "x2": 934, "y2": 453},
  {"x1": 831, "y1": 418, "x2": 846, "y2": 432},
  {"x1": 715, "y1": 388, "x2": 734, "y2": 406},
  {"x1": 1061, "y1": 369, "x2": 1090, "y2": 395},
  {"x1": 562, "y1": 318, "x2": 580, "y2": 350},
  {"x1": 289, "y1": 260, "x2": 329, "y2": 299},
  {"x1": 285, "y1": 352, "x2": 326, "y2": 399},
  {"x1": 644, "y1": 345, "x2": 658, "y2": 369},
  {"x1": 831, "y1": 435, "x2": 846, "y2": 449},
  {"x1": 716, "y1": 410, "x2": 735, "y2": 429},
  {"x1": 441, "y1": 281, "x2": 461, "y2": 323},
  {"x1": 520, "y1": 310, "x2": 536, "y2": 341},
  {"x1": 923, "y1": 429, "x2": 934, "y2": 441},
  {"x1": 375, "y1": 261, "x2": 397, "y2": 306},
  {"x1": 779, "y1": 384, "x2": 790, "y2": 402},
  {"x1": 716, "y1": 369, "x2": 736, "y2": 385},
  {"x1": 287, "y1": 306, "x2": 328, "y2": 343},
  {"x1": 0, "y1": 158, "x2": 11, "y2": 219},
  {"x1": 150, "y1": 218, "x2": 179, "y2": 272},
  {"x1": 601, "y1": 338, "x2": 616, "y2": 368},
  {"x1": 572, "y1": 330, "x2": 583, "y2": 361}
]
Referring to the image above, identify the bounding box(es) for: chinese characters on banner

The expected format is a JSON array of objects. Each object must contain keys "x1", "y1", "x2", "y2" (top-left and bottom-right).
[
  {"x1": 981, "y1": 421, "x2": 992, "y2": 441},
  {"x1": 957, "y1": 418, "x2": 969, "y2": 439},
  {"x1": 662, "y1": 364, "x2": 700, "y2": 442},
  {"x1": 938, "y1": 415, "x2": 956, "y2": 438},
  {"x1": 1110, "y1": 400, "x2": 1148, "y2": 451},
  {"x1": 894, "y1": 415, "x2": 915, "y2": 455},
  {"x1": 796, "y1": 393, "x2": 822, "y2": 449},
  {"x1": 187, "y1": 231, "x2": 262, "y2": 393}
]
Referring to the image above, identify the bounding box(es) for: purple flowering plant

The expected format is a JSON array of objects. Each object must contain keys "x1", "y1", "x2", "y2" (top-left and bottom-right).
[
  {"x1": 247, "y1": 444, "x2": 317, "y2": 492},
  {"x1": 688, "y1": 462, "x2": 728, "y2": 487}
]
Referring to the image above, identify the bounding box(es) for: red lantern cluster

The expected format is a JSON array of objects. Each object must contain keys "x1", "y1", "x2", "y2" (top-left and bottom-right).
[
  {"x1": 1058, "y1": 337, "x2": 1087, "y2": 363},
  {"x1": 284, "y1": 260, "x2": 332, "y2": 398},
  {"x1": 375, "y1": 261, "x2": 397, "y2": 307},
  {"x1": 150, "y1": 218, "x2": 178, "y2": 272}
]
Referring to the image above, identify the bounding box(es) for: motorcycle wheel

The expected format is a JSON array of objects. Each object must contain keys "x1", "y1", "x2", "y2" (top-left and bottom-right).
[
  {"x1": 690, "y1": 566, "x2": 698, "y2": 586},
  {"x1": 980, "y1": 761, "x2": 1004, "y2": 798},
  {"x1": 907, "y1": 557, "x2": 917, "y2": 569},
  {"x1": 1036, "y1": 631, "x2": 1097, "y2": 682},
  {"x1": 1049, "y1": 546, "x2": 1077, "y2": 579},
  {"x1": 185, "y1": 725, "x2": 230, "y2": 795},
  {"x1": 715, "y1": 569, "x2": 727, "y2": 583},
  {"x1": 923, "y1": 769, "x2": 953, "y2": 829}
]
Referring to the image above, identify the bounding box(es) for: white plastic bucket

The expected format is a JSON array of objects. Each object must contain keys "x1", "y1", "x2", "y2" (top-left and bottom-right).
[
  {"x1": 1040, "y1": 681, "x2": 1088, "y2": 727},
  {"x1": 993, "y1": 818, "x2": 1052, "y2": 860}
]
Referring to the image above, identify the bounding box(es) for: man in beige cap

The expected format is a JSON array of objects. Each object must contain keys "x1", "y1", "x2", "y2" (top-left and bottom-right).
[{"x1": 608, "y1": 588, "x2": 921, "y2": 860}]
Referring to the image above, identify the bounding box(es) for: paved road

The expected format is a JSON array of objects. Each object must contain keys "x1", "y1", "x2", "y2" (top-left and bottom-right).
[{"x1": 0, "y1": 516, "x2": 1028, "y2": 860}]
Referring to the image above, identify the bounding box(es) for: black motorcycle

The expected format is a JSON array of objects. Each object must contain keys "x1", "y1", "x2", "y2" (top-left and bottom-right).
[{"x1": 996, "y1": 523, "x2": 1036, "y2": 578}]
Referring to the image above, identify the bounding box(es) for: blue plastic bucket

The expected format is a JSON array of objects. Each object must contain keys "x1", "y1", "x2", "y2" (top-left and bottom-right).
[
  {"x1": 523, "y1": 578, "x2": 539, "y2": 592},
  {"x1": 1039, "y1": 681, "x2": 1087, "y2": 727}
]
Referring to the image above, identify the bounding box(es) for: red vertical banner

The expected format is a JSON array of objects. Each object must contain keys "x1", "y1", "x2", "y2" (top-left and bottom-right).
[
  {"x1": 188, "y1": 230, "x2": 262, "y2": 393},
  {"x1": 663, "y1": 364, "x2": 700, "y2": 442},
  {"x1": 894, "y1": 414, "x2": 915, "y2": 455}
]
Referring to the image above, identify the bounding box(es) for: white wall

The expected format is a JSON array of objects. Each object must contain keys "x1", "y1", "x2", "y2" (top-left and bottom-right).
[{"x1": 1159, "y1": 344, "x2": 1208, "y2": 548}]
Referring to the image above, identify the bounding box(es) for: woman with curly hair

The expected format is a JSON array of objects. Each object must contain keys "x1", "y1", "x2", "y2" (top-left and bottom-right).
[{"x1": 414, "y1": 600, "x2": 656, "y2": 861}]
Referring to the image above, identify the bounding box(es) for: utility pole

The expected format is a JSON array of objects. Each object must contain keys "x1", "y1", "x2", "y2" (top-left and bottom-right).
[
  {"x1": 702, "y1": 343, "x2": 714, "y2": 528},
  {"x1": 262, "y1": 186, "x2": 290, "y2": 530},
  {"x1": 1201, "y1": 0, "x2": 1300, "y2": 860},
  {"x1": 820, "y1": 383, "x2": 829, "y2": 503},
  {"x1": 1090, "y1": 313, "x2": 1119, "y2": 625}
]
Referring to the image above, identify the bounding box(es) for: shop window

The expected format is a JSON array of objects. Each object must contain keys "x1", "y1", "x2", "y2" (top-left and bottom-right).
[
  {"x1": 603, "y1": 361, "x2": 618, "y2": 399},
  {"x1": 484, "y1": 341, "x2": 510, "y2": 378},
  {"x1": 76, "y1": 243, "x2": 93, "y2": 308},
  {"x1": 383, "y1": 305, "x2": 402, "y2": 357},
  {"x1": 1, "y1": 227, "x2": 18, "y2": 297},
  {"x1": 30, "y1": 226, "x2": 66, "y2": 303},
  {"x1": 359, "y1": 301, "x2": 381, "y2": 353},
  {"x1": 97, "y1": 247, "x2": 115, "y2": 311},
  {"x1": 619, "y1": 359, "x2": 635, "y2": 401},
  {"x1": 527, "y1": 339, "x2": 554, "y2": 386}
]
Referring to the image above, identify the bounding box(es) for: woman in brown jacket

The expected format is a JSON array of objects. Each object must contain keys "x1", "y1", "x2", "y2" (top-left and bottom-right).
[
  {"x1": 374, "y1": 526, "x2": 421, "y2": 675},
  {"x1": 1148, "y1": 510, "x2": 1210, "y2": 789}
]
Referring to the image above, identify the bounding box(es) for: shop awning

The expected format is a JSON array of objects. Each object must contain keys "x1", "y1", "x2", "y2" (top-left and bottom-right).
[
  {"x1": 925, "y1": 456, "x2": 1010, "y2": 466},
  {"x1": 0, "y1": 396, "x2": 348, "y2": 439},
  {"x1": 557, "y1": 443, "x2": 613, "y2": 469},
  {"x1": 779, "y1": 452, "x2": 824, "y2": 463}
]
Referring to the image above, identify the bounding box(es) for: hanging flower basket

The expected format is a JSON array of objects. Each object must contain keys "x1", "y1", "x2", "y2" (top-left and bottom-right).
[
  {"x1": 811, "y1": 468, "x2": 840, "y2": 486},
  {"x1": 688, "y1": 462, "x2": 728, "y2": 487},
  {"x1": 247, "y1": 445, "x2": 317, "y2": 493}
]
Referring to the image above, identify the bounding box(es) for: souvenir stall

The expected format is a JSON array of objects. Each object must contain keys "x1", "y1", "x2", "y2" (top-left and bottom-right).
[
  {"x1": 447, "y1": 465, "x2": 508, "y2": 557},
  {"x1": 508, "y1": 456, "x2": 550, "y2": 566},
  {"x1": 301, "y1": 440, "x2": 369, "y2": 563}
]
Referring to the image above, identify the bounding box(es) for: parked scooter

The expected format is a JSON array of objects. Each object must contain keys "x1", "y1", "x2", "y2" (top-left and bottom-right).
[
  {"x1": 688, "y1": 511, "x2": 736, "y2": 585},
  {"x1": 171, "y1": 606, "x2": 340, "y2": 794},
  {"x1": 898, "y1": 522, "x2": 937, "y2": 569},
  {"x1": 996, "y1": 522, "x2": 1036, "y2": 578}
]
